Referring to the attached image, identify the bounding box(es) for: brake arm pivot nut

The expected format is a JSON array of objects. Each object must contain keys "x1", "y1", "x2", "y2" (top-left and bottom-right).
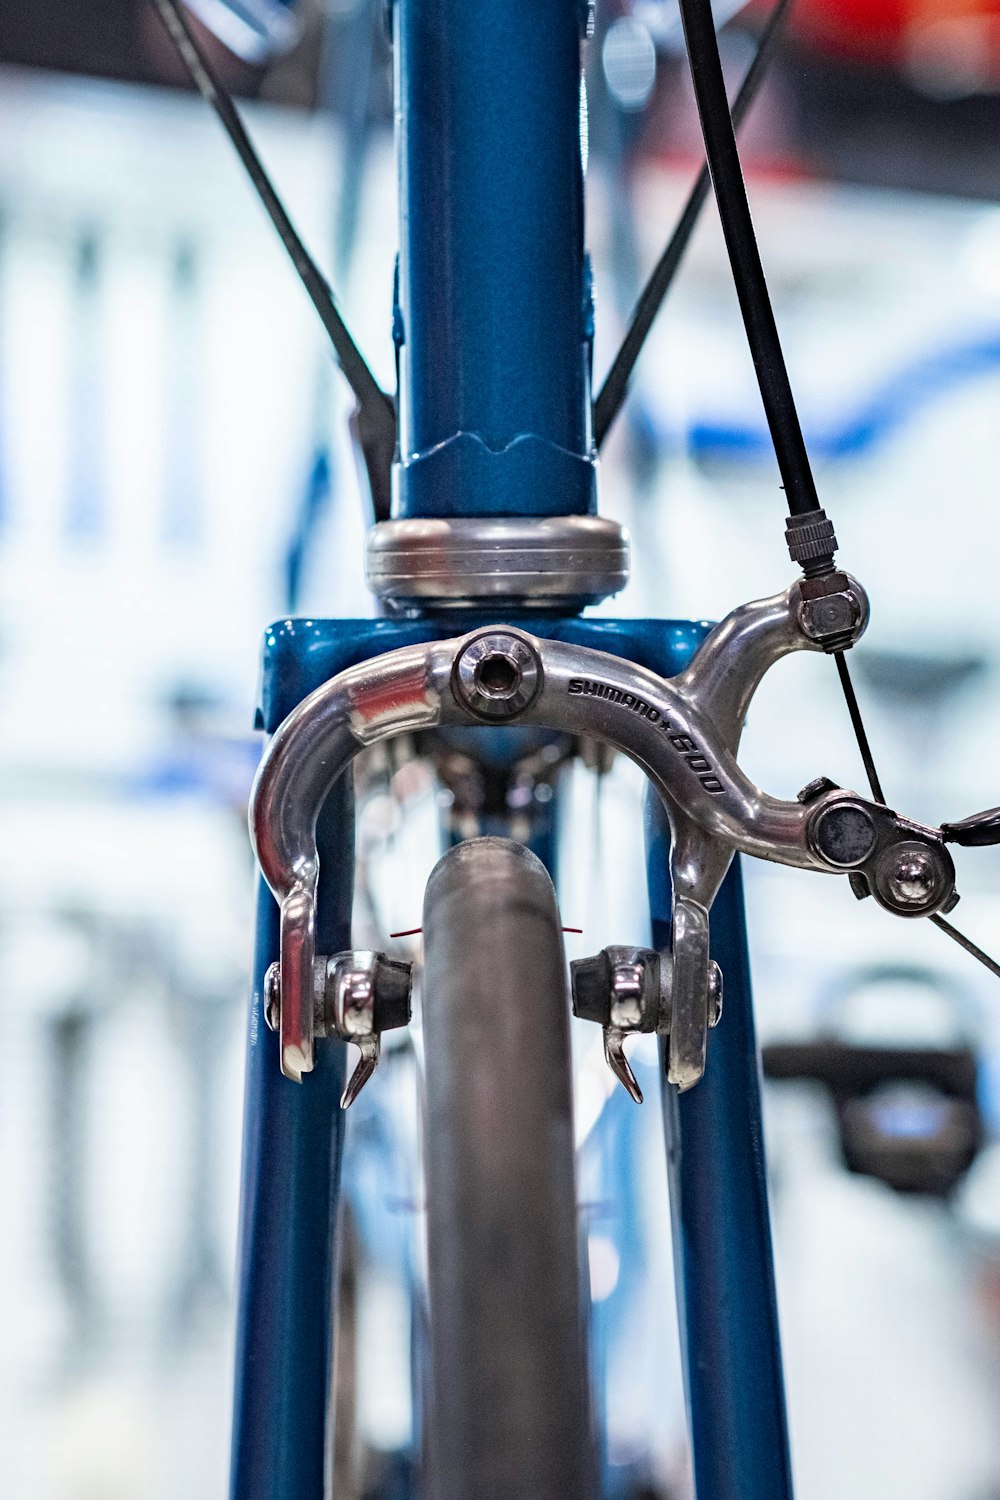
[{"x1": 796, "y1": 572, "x2": 868, "y2": 653}]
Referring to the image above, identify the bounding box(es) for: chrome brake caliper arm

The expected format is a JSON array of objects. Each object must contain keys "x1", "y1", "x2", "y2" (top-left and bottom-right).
[{"x1": 251, "y1": 578, "x2": 957, "y2": 1089}]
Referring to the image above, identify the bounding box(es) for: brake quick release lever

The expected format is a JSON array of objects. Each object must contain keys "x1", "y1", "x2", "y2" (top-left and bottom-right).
[{"x1": 250, "y1": 573, "x2": 994, "y2": 1102}]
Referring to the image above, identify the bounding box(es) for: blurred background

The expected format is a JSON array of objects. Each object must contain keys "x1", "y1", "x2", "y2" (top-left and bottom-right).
[{"x1": 3, "y1": 1, "x2": 1000, "y2": 1496}]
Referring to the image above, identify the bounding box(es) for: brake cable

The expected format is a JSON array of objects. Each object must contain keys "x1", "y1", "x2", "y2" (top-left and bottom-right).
[
  {"x1": 833, "y1": 652, "x2": 885, "y2": 806},
  {"x1": 594, "y1": 0, "x2": 793, "y2": 448},
  {"x1": 677, "y1": 0, "x2": 1000, "y2": 980}
]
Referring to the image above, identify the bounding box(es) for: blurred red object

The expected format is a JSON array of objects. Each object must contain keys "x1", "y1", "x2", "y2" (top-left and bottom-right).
[{"x1": 752, "y1": 0, "x2": 1000, "y2": 92}]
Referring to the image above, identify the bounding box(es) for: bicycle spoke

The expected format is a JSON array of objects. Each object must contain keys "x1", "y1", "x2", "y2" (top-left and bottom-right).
[
  {"x1": 594, "y1": 0, "x2": 793, "y2": 449},
  {"x1": 150, "y1": 0, "x2": 395, "y2": 437}
]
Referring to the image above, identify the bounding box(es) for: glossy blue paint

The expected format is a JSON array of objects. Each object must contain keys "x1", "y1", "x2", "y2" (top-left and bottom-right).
[
  {"x1": 229, "y1": 785, "x2": 352, "y2": 1500},
  {"x1": 391, "y1": 0, "x2": 597, "y2": 520},
  {"x1": 646, "y1": 806, "x2": 794, "y2": 1500},
  {"x1": 257, "y1": 614, "x2": 710, "y2": 731}
]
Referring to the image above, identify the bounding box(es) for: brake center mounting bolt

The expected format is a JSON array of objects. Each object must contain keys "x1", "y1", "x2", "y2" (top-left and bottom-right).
[{"x1": 453, "y1": 631, "x2": 542, "y2": 720}]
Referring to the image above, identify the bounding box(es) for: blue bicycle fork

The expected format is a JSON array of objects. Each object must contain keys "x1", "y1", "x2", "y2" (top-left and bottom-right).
[{"x1": 229, "y1": 2, "x2": 793, "y2": 1496}]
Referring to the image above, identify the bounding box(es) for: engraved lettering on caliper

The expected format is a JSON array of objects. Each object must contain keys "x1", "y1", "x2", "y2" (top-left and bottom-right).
[
  {"x1": 568, "y1": 676, "x2": 661, "y2": 721},
  {"x1": 567, "y1": 677, "x2": 725, "y2": 794}
]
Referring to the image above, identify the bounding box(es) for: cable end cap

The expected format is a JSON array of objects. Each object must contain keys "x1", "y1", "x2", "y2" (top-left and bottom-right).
[{"x1": 785, "y1": 507, "x2": 838, "y2": 576}]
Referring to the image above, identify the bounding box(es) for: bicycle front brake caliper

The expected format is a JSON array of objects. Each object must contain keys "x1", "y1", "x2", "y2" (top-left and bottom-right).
[{"x1": 249, "y1": 577, "x2": 961, "y2": 1102}]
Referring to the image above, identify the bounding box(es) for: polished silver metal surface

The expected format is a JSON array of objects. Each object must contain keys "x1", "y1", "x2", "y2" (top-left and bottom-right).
[
  {"x1": 364, "y1": 514, "x2": 630, "y2": 608},
  {"x1": 607, "y1": 957, "x2": 649, "y2": 1102},
  {"x1": 251, "y1": 576, "x2": 956, "y2": 1087},
  {"x1": 875, "y1": 841, "x2": 953, "y2": 916},
  {"x1": 263, "y1": 960, "x2": 281, "y2": 1033},
  {"x1": 707, "y1": 958, "x2": 723, "y2": 1028},
  {"x1": 668, "y1": 894, "x2": 713, "y2": 1087},
  {"x1": 885, "y1": 847, "x2": 941, "y2": 906},
  {"x1": 796, "y1": 571, "x2": 868, "y2": 650},
  {"x1": 604, "y1": 1029, "x2": 644, "y2": 1104},
  {"x1": 609, "y1": 962, "x2": 645, "y2": 1029},
  {"x1": 332, "y1": 961, "x2": 374, "y2": 1037},
  {"x1": 261, "y1": 941, "x2": 410, "y2": 1098},
  {"x1": 331, "y1": 958, "x2": 379, "y2": 1108},
  {"x1": 322, "y1": 949, "x2": 413, "y2": 1103},
  {"x1": 570, "y1": 941, "x2": 724, "y2": 1101},
  {"x1": 452, "y1": 629, "x2": 542, "y2": 720}
]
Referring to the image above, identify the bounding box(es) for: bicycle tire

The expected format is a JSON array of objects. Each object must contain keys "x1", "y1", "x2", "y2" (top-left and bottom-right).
[{"x1": 421, "y1": 837, "x2": 596, "y2": 1500}]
